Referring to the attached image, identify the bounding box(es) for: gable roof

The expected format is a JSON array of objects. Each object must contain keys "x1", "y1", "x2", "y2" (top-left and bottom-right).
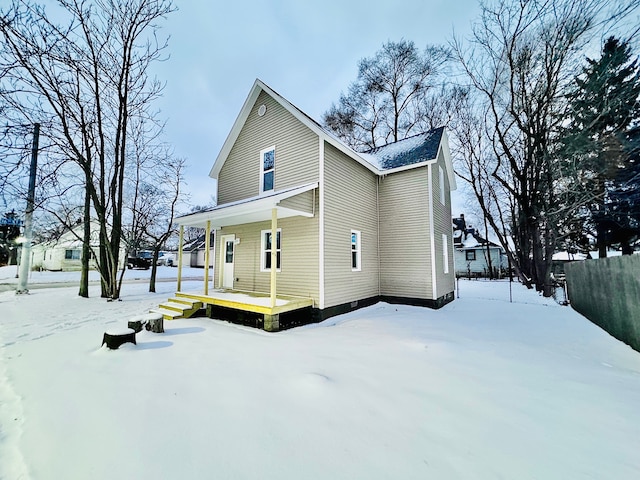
[
  {"x1": 209, "y1": 79, "x2": 456, "y2": 190},
  {"x1": 362, "y1": 127, "x2": 445, "y2": 170}
]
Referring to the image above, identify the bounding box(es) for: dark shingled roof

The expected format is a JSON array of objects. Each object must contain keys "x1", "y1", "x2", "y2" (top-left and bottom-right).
[{"x1": 365, "y1": 127, "x2": 445, "y2": 170}]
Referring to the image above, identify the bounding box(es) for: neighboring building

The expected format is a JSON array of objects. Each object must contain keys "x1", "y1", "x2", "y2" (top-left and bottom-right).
[
  {"x1": 453, "y1": 215, "x2": 505, "y2": 277},
  {"x1": 181, "y1": 232, "x2": 215, "y2": 268},
  {"x1": 32, "y1": 224, "x2": 90, "y2": 271},
  {"x1": 174, "y1": 79, "x2": 456, "y2": 328},
  {"x1": 32, "y1": 221, "x2": 125, "y2": 271}
]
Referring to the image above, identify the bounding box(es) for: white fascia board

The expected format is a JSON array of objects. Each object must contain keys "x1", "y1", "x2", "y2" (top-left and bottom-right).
[
  {"x1": 208, "y1": 78, "x2": 454, "y2": 183},
  {"x1": 210, "y1": 78, "x2": 379, "y2": 179},
  {"x1": 381, "y1": 159, "x2": 434, "y2": 175},
  {"x1": 440, "y1": 129, "x2": 457, "y2": 191},
  {"x1": 258, "y1": 81, "x2": 379, "y2": 175},
  {"x1": 318, "y1": 137, "x2": 325, "y2": 309},
  {"x1": 177, "y1": 182, "x2": 318, "y2": 227},
  {"x1": 209, "y1": 80, "x2": 263, "y2": 179},
  {"x1": 428, "y1": 164, "x2": 437, "y2": 300}
]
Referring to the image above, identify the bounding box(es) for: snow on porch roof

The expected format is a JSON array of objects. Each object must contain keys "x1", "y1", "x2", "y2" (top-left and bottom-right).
[{"x1": 176, "y1": 182, "x2": 318, "y2": 228}]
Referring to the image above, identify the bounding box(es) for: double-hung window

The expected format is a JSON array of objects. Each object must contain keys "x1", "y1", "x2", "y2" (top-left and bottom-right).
[
  {"x1": 260, "y1": 146, "x2": 275, "y2": 193},
  {"x1": 261, "y1": 228, "x2": 281, "y2": 272},
  {"x1": 351, "y1": 230, "x2": 361, "y2": 271}
]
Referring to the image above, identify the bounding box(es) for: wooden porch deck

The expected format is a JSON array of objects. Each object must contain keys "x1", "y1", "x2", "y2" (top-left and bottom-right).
[{"x1": 174, "y1": 289, "x2": 314, "y2": 316}]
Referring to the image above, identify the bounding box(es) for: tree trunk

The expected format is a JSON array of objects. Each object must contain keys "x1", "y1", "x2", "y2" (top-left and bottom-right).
[
  {"x1": 597, "y1": 220, "x2": 608, "y2": 258},
  {"x1": 483, "y1": 218, "x2": 494, "y2": 280},
  {"x1": 79, "y1": 175, "x2": 91, "y2": 298},
  {"x1": 99, "y1": 241, "x2": 109, "y2": 298},
  {"x1": 149, "y1": 248, "x2": 160, "y2": 293}
]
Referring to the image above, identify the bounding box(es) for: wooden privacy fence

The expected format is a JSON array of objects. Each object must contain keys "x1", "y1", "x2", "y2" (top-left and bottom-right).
[{"x1": 565, "y1": 254, "x2": 640, "y2": 353}]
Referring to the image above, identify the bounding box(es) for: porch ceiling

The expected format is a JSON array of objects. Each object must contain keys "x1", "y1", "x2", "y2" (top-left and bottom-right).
[{"x1": 176, "y1": 182, "x2": 317, "y2": 229}]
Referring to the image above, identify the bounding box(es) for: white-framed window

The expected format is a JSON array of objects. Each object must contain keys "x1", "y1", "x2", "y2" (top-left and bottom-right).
[
  {"x1": 351, "y1": 230, "x2": 361, "y2": 271},
  {"x1": 443, "y1": 234, "x2": 449, "y2": 274},
  {"x1": 65, "y1": 249, "x2": 81, "y2": 260},
  {"x1": 260, "y1": 228, "x2": 281, "y2": 272},
  {"x1": 439, "y1": 166, "x2": 445, "y2": 204},
  {"x1": 260, "y1": 146, "x2": 276, "y2": 193}
]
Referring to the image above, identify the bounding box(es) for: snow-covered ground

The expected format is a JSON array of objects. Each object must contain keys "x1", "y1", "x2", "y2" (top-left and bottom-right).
[
  {"x1": 0, "y1": 264, "x2": 205, "y2": 287},
  {"x1": 1, "y1": 273, "x2": 639, "y2": 480}
]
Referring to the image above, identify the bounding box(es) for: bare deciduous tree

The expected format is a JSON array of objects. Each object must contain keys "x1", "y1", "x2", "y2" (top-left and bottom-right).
[
  {"x1": 451, "y1": 0, "x2": 640, "y2": 296},
  {"x1": 0, "y1": 0, "x2": 175, "y2": 299},
  {"x1": 324, "y1": 40, "x2": 449, "y2": 151}
]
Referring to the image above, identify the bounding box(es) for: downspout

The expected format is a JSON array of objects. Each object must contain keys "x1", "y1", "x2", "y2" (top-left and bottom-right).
[
  {"x1": 318, "y1": 138, "x2": 325, "y2": 309},
  {"x1": 376, "y1": 175, "x2": 381, "y2": 296}
]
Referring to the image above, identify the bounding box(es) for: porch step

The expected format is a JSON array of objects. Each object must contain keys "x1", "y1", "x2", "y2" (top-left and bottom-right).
[
  {"x1": 149, "y1": 307, "x2": 184, "y2": 320},
  {"x1": 152, "y1": 298, "x2": 203, "y2": 320}
]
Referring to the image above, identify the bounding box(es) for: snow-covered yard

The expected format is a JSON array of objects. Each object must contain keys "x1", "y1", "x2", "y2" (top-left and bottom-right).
[{"x1": 1, "y1": 271, "x2": 639, "y2": 480}]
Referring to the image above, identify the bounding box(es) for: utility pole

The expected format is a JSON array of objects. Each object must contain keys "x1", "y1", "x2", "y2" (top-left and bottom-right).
[{"x1": 16, "y1": 123, "x2": 40, "y2": 295}]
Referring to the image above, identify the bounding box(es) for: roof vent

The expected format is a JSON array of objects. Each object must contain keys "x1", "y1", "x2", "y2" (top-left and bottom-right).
[{"x1": 257, "y1": 104, "x2": 267, "y2": 116}]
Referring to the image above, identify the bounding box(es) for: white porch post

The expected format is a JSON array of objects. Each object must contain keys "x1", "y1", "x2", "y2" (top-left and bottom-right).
[
  {"x1": 270, "y1": 207, "x2": 277, "y2": 308},
  {"x1": 204, "y1": 220, "x2": 211, "y2": 295},
  {"x1": 177, "y1": 225, "x2": 184, "y2": 292}
]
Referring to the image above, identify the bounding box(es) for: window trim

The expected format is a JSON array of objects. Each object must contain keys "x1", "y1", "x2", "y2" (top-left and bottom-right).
[
  {"x1": 351, "y1": 229, "x2": 361, "y2": 272},
  {"x1": 260, "y1": 145, "x2": 276, "y2": 194},
  {"x1": 260, "y1": 228, "x2": 281, "y2": 272}
]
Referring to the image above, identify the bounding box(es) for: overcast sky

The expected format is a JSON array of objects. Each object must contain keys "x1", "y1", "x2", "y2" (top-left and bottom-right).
[{"x1": 152, "y1": 0, "x2": 481, "y2": 210}]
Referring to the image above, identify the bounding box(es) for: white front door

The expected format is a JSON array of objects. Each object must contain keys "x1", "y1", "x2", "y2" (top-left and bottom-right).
[{"x1": 221, "y1": 235, "x2": 235, "y2": 289}]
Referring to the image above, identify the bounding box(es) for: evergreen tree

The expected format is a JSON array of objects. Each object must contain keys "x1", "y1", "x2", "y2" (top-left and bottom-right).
[{"x1": 561, "y1": 36, "x2": 640, "y2": 256}]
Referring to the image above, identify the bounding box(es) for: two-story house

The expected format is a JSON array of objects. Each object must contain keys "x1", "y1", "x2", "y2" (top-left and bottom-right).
[{"x1": 160, "y1": 79, "x2": 456, "y2": 331}]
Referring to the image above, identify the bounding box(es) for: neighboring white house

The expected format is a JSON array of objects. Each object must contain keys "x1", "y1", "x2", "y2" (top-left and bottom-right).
[
  {"x1": 181, "y1": 232, "x2": 215, "y2": 268},
  {"x1": 453, "y1": 215, "x2": 505, "y2": 277},
  {"x1": 32, "y1": 222, "x2": 126, "y2": 271}
]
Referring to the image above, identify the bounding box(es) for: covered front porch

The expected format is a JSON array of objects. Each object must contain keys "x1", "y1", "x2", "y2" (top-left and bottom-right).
[{"x1": 168, "y1": 183, "x2": 318, "y2": 331}]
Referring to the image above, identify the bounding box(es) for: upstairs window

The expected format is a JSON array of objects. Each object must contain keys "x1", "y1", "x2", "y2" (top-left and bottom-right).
[
  {"x1": 260, "y1": 146, "x2": 275, "y2": 193},
  {"x1": 351, "y1": 230, "x2": 361, "y2": 271},
  {"x1": 261, "y1": 228, "x2": 281, "y2": 272}
]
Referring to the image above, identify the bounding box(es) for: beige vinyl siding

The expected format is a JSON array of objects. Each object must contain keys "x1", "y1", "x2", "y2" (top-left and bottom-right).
[
  {"x1": 213, "y1": 202, "x2": 320, "y2": 305},
  {"x1": 431, "y1": 149, "x2": 455, "y2": 297},
  {"x1": 323, "y1": 143, "x2": 379, "y2": 308},
  {"x1": 279, "y1": 189, "x2": 315, "y2": 215},
  {"x1": 217, "y1": 91, "x2": 319, "y2": 204},
  {"x1": 378, "y1": 167, "x2": 433, "y2": 299}
]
